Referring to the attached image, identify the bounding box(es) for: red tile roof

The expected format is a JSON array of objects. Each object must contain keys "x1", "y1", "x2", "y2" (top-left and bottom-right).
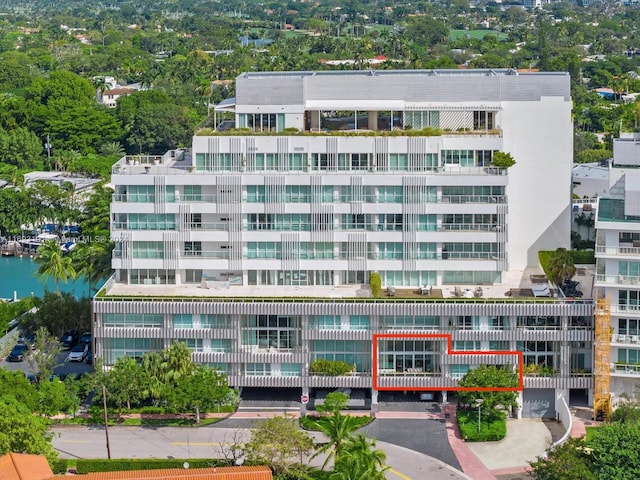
[
  {"x1": 0, "y1": 453, "x2": 54, "y2": 480},
  {"x1": 51, "y1": 466, "x2": 273, "y2": 480}
]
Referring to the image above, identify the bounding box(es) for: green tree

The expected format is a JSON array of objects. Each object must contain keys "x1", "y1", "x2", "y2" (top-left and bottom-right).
[
  {"x1": 331, "y1": 434, "x2": 388, "y2": 480},
  {"x1": 244, "y1": 416, "x2": 314, "y2": 477},
  {"x1": 0, "y1": 127, "x2": 43, "y2": 169},
  {"x1": 27, "y1": 326, "x2": 63, "y2": 382},
  {"x1": 547, "y1": 248, "x2": 576, "y2": 285},
  {"x1": 172, "y1": 366, "x2": 231, "y2": 423},
  {"x1": 161, "y1": 341, "x2": 196, "y2": 386},
  {"x1": 588, "y1": 423, "x2": 640, "y2": 479},
  {"x1": 316, "y1": 392, "x2": 350, "y2": 414},
  {"x1": 0, "y1": 398, "x2": 57, "y2": 462},
  {"x1": 491, "y1": 151, "x2": 516, "y2": 168},
  {"x1": 37, "y1": 377, "x2": 73, "y2": 416},
  {"x1": 312, "y1": 411, "x2": 364, "y2": 469},
  {"x1": 457, "y1": 365, "x2": 519, "y2": 412},
  {"x1": 34, "y1": 240, "x2": 76, "y2": 294},
  {"x1": 71, "y1": 241, "x2": 113, "y2": 296},
  {"x1": 530, "y1": 437, "x2": 596, "y2": 480},
  {"x1": 22, "y1": 293, "x2": 90, "y2": 339},
  {"x1": 0, "y1": 369, "x2": 39, "y2": 410},
  {"x1": 106, "y1": 356, "x2": 149, "y2": 411}
]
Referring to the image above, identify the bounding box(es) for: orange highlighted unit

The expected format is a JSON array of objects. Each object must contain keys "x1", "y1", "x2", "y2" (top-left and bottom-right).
[{"x1": 373, "y1": 333, "x2": 524, "y2": 392}]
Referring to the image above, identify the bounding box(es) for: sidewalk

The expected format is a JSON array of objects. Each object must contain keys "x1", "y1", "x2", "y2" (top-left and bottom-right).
[{"x1": 442, "y1": 405, "x2": 497, "y2": 480}]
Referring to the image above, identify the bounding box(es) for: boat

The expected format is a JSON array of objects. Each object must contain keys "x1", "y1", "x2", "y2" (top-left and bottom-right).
[{"x1": 18, "y1": 233, "x2": 60, "y2": 256}]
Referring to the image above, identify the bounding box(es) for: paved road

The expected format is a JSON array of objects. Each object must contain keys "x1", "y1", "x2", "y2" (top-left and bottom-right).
[
  {"x1": 360, "y1": 418, "x2": 461, "y2": 471},
  {"x1": 52, "y1": 425, "x2": 470, "y2": 480}
]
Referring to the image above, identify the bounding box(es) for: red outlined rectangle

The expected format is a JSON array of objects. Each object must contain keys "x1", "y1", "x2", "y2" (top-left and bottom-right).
[{"x1": 373, "y1": 333, "x2": 523, "y2": 391}]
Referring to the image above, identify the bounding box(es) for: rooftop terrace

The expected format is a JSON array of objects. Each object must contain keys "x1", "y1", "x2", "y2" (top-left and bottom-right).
[{"x1": 598, "y1": 198, "x2": 640, "y2": 223}]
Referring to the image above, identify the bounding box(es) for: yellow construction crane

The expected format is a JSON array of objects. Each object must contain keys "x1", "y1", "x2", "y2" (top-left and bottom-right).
[{"x1": 593, "y1": 297, "x2": 612, "y2": 421}]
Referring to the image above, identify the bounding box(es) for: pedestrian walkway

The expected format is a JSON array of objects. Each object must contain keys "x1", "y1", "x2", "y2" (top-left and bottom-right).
[
  {"x1": 374, "y1": 411, "x2": 442, "y2": 420},
  {"x1": 442, "y1": 405, "x2": 497, "y2": 480}
]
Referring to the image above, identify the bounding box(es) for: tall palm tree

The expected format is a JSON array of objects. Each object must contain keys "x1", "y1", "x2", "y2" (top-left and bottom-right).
[
  {"x1": 34, "y1": 240, "x2": 76, "y2": 294},
  {"x1": 548, "y1": 248, "x2": 576, "y2": 285},
  {"x1": 311, "y1": 411, "x2": 363, "y2": 469},
  {"x1": 71, "y1": 241, "x2": 114, "y2": 296},
  {"x1": 161, "y1": 341, "x2": 195, "y2": 385}
]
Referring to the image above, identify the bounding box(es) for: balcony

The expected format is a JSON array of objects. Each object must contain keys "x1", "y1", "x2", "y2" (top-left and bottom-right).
[
  {"x1": 611, "y1": 363, "x2": 640, "y2": 376},
  {"x1": 611, "y1": 304, "x2": 640, "y2": 317},
  {"x1": 596, "y1": 245, "x2": 640, "y2": 258},
  {"x1": 594, "y1": 274, "x2": 640, "y2": 287},
  {"x1": 611, "y1": 333, "x2": 640, "y2": 345}
]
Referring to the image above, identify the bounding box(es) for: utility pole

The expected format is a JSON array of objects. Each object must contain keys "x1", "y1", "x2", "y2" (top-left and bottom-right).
[
  {"x1": 102, "y1": 385, "x2": 112, "y2": 459},
  {"x1": 45, "y1": 135, "x2": 52, "y2": 168}
]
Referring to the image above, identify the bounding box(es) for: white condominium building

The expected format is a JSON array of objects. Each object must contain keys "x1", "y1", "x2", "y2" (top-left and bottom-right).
[{"x1": 96, "y1": 69, "x2": 592, "y2": 416}]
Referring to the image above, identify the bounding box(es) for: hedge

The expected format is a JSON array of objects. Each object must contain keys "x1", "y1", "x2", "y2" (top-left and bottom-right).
[
  {"x1": 50, "y1": 459, "x2": 69, "y2": 474},
  {"x1": 76, "y1": 458, "x2": 231, "y2": 473},
  {"x1": 456, "y1": 410, "x2": 507, "y2": 442}
]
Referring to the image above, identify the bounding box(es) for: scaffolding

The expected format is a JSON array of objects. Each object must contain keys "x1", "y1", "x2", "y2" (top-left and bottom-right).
[{"x1": 593, "y1": 297, "x2": 612, "y2": 421}]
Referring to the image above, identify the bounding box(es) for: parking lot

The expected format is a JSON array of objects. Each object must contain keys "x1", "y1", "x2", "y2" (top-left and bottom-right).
[{"x1": 1, "y1": 337, "x2": 94, "y2": 379}]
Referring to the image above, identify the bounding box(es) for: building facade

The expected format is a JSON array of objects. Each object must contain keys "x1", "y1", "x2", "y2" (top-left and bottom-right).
[
  {"x1": 596, "y1": 169, "x2": 640, "y2": 401},
  {"x1": 97, "y1": 69, "x2": 592, "y2": 416}
]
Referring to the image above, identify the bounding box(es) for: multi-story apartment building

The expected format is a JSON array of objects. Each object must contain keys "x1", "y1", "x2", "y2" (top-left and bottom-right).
[
  {"x1": 596, "y1": 162, "x2": 640, "y2": 401},
  {"x1": 96, "y1": 69, "x2": 593, "y2": 417}
]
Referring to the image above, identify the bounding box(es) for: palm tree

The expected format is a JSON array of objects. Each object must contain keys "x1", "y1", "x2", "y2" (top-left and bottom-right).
[
  {"x1": 547, "y1": 248, "x2": 576, "y2": 285},
  {"x1": 140, "y1": 352, "x2": 166, "y2": 401},
  {"x1": 34, "y1": 240, "x2": 76, "y2": 293},
  {"x1": 330, "y1": 435, "x2": 388, "y2": 480},
  {"x1": 161, "y1": 341, "x2": 195, "y2": 385},
  {"x1": 311, "y1": 411, "x2": 363, "y2": 469},
  {"x1": 99, "y1": 141, "x2": 125, "y2": 158},
  {"x1": 71, "y1": 241, "x2": 114, "y2": 296}
]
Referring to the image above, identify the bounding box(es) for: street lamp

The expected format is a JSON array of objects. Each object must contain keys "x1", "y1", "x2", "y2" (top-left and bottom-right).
[{"x1": 476, "y1": 399, "x2": 484, "y2": 432}]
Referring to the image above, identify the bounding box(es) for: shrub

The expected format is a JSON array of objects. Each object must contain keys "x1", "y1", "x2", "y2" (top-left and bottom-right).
[
  {"x1": 491, "y1": 151, "x2": 516, "y2": 168},
  {"x1": 369, "y1": 272, "x2": 382, "y2": 298},
  {"x1": 50, "y1": 459, "x2": 68, "y2": 474},
  {"x1": 457, "y1": 410, "x2": 506, "y2": 442},
  {"x1": 309, "y1": 359, "x2": 354, "y2": 376},
  {"x1": 76, "y1": 458, "x2": 229, "y2": 473}
]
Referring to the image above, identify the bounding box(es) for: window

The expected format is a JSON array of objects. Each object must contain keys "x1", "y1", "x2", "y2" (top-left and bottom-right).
[
  {"x1": 619, "y1": 319, "x2": 640, "y2": 336},
  {"x1": 473, "y1": 111, "x2": 495, "y2": 130},
  {"x1": 618, "y1": 348, "x2": 640, "y2": 365},
  {"x1": 242, "y1": 315, "x2": 300, "y2": 350},
  {"x1": 453, "y1": 316, "x2": 479, "y2": 330},
  {"x1": 342, "y1": 214, "x2": 367, "y2": 230},
  {"x1": 442, "y1": 150, "x2": 475, "y2": 167},
  {"x1": 128, "y1": 214, "x2": 176, "y2": 230},
  {"x1": 312, "y1": 316, "x2": 341, "y2": 330},
  {"x1": 288, "y1": 153, "x2": 305, "y2": 171},
  {"x1": 378, "y1": 242, "x2": 403, "y2": 260},
  {"x1": 103, "y1": 314, "x2": 164, "y2": 328},
  {"x1": 378, "y1": 187, "x2": 403, "y2": 203},
  {"x1": 248, "y1": 214, "x2": 274, "y2": 231},
  {"x1": 102, "y1": 338, "x2": 163, "y2": 365},
  {"x1": 281, "y1": 364, "x2": 302, "y2": 377},
  {"x1": 450, "y1": 364, "x2": 469, "y2": 379},
  {"x1": 378, "y1": 214, "x2": 403, "y2": 231},
  {"x1": 312, "y1": 153, "x2": 330, "y2": 170},
  {"x1": 351, "y1": 153, "x2": 369, "y2": 170},
  {"x1": 619, "y1": 290, "x2": 640, "y2": 310},
  {"x1": 129, "y1": 269, "x2": 175, "y2": 285},
  {"x1": 312, "y1": 340, "x2": 371, "y2": 372},
  {"x1": 132, "y1": 241, "x2": 164, "y2": 259},
  {"x1": 210, "y1": 339, "x2": 231, "y2": 353},
  {"x1": 619, "y1": 261, "x2": 640, "y2": 279},
  {"x1": 453, "y1": 341, "x2": 480, "y2": 351},
  {"x1": 517, "y1": 341, "x2": 558, "y2": 369},
  {"x1": 380, "y1": 316, "x2": 439, "y2": 330},
  {"x1": 489, "y1": 316, "x2": 509, "y2": 330},
  {"x1": 349, "y1": 316, "x2": 370, "y2": 330},
  {"x1": 247, "y1": 185, "x2": 265, "y2": 203},
  {"x1": 173, "y1": 314, "x2": 193, "y2": 328},
  {"x1": 183, "y1": 185, "x2": 202, "y2": 201},
  {"x1": 247, "y1": 242, "x2": 281, "y2": 259},
  {"x1": 246, "y1": 363, "x2": 271, "y2": 376},
  {"x1": 201, "y1": 315, "x2": 232, "y2": 329},
  {"x1": 185, "y1": 270, "x2": 202, "y2": 283},
  {"x1": 284, "y1": 185, "x2": 310, "y2": 203},
  {"x1": 184, "y1": 242, "x2": 202, "y2": 256}
]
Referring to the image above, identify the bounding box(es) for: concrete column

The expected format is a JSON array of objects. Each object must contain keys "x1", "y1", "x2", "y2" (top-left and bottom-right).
[
  {"x1": 368, "y1": 111, "x2": 378, "y2": 131},
  {"x1": 371, "y1": 388, "x2": 378, "y2": 405},
  {"x1": 441, "y1": 391, "x2": 448, "y2": 405},
  {"x1": 588, "y1": 388, "x2": 594, "y2": 407},
  {"x1": 515, "y1": 390, "x2": 523, "y2": 419}
]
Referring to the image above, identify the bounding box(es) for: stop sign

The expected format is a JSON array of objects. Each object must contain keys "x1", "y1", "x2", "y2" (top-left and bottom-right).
[{"x1": 301, "y1": 394, "x2": 309, "y2": 404}]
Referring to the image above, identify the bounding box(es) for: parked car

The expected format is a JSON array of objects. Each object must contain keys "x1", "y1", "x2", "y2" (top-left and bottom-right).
[
  {"x1": 60, "y1": 330, "x2": 79, "y2": 349},
  {"x1": 7, "y1": 344, "x2": 28, "y2": 362},
  {"x1": 67, "y1": 343, "x2": 89, "y2": 362},
  {"x1": 79, "y1": 332, "x2": 92, "y2": 345}
]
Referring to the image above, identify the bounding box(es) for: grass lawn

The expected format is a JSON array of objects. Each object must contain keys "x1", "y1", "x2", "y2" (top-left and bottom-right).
[{"x1": 457, "y1": 409, "x2": 507, "y2": 442}]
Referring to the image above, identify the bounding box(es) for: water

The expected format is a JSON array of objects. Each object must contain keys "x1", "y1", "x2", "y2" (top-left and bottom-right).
[{"x1": 0, "y1": 256, "x2": 92, "y2": 300}]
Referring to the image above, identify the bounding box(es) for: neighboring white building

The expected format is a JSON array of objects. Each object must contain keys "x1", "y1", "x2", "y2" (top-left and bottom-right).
[
  {"x1": 95, "y1": 69, "x2": 593, "y2": 416},
  {"x1": 595, "y1": 170, "x2": 640, "y2": 401}
]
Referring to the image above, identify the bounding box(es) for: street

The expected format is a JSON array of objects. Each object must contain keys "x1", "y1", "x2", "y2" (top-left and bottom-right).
[{"x1": 52, "y1": 424, "x2": 470, "y2": 480}]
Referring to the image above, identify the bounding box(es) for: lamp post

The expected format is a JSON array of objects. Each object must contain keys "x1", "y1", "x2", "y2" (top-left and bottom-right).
[{"x1": 476, "y1": 399, "x2": 484, "y2": 433}]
